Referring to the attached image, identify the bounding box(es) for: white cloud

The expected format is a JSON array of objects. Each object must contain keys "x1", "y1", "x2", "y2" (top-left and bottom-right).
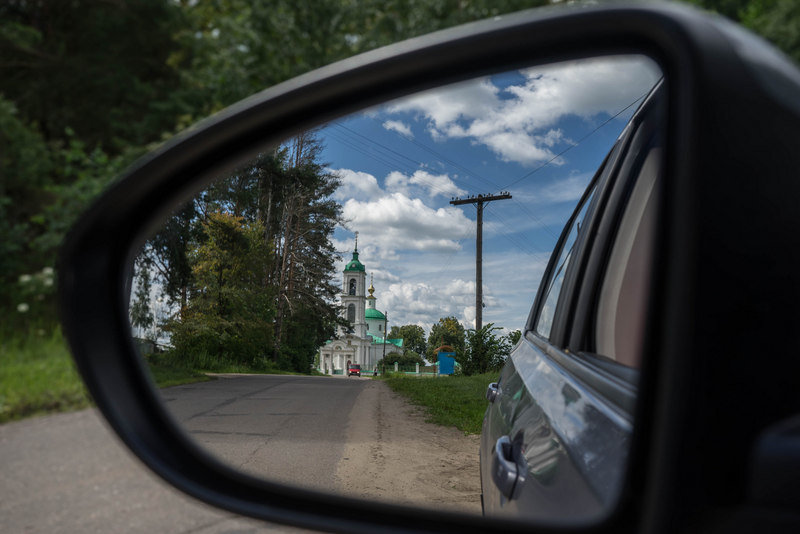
[
  {"x1": 342, "y1": 193, "x2": 472, "y2": 253},
  {"x1": 382, "y1": 55, "x2": 660, "y2": 166},
  {"x1": 382, "y1": 120, "x2": 413, "y2": 137},
  {"x1": 385, "y1": 170, "x2": 467, "y2": 199},
  {"x1": 332, "y1": 168, "x2": 383, "y2": 202},
  {"x1": 355, "y1": 246, "x2": 550, "y2": 335}
]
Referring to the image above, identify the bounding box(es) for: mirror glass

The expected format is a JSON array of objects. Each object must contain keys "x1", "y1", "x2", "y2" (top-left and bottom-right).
[{"x1": 128, "y1": 55, "x2": 662, "y2": 521}]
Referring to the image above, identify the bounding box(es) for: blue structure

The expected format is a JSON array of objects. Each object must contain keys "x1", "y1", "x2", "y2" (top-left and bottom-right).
[{"x1": 438, "y1": 352, "x2": 456, "y2": 375}]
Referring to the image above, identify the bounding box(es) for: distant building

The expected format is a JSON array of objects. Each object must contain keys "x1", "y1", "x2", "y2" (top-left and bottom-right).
[{"x1": 317, "y1": 238, "x2": 402, "y2": 375}]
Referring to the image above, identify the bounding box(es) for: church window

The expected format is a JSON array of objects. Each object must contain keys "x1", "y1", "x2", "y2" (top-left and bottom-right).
[
  {"x1": 347, "y1": 304, "x2": 355, "y2": 323},
  {"x1": 349, "y1": 278, "x2": 356, "y2": 295},
  {"x1": 378, "y1": 324, "x2": 382, "y2": 332}
]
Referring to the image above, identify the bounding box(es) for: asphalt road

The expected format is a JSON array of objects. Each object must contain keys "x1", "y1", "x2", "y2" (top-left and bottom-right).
[
  {"x1": 159, "y1": 374, "x2": 368, "y2": 490},
  {"x1": 1, "y1": 374, "x2": 479, "y2": 532},
  {"x1": 0, "y1": 408, "x2": 313, "y2": 534},
  {"x1": 0, "y1": 374, "x2": 369, "y2": 534}
]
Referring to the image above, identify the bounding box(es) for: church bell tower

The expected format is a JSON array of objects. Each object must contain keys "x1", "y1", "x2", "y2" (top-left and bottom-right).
[{"x1": 341, "y1": 233, "x2": 367, "y2": 342}]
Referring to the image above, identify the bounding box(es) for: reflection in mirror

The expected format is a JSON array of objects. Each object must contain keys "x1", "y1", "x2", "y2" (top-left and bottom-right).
[{"x1": 128, "y1": 55, "x2": 662, "y2": 520}]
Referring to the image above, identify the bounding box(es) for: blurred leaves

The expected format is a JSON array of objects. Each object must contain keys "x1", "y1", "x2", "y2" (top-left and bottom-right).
[
  {"x1": 688, "y1": 0, "x2": 800, "y2": 63},
  {"x1": 2, "y1": 0, "x2": 796, "y2": 332}
]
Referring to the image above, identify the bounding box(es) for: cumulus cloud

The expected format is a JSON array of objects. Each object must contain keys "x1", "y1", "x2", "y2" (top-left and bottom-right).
[
  {"x1": 331, "y1": 168, "x2": 383, "y2": 202},
  {"x1": 383, "y1": 56, "x2": 660, "y2": 166},
  {"x1": 385, "y1": 170, "x2": 467, "y2": 199},
  {"x1": 379, "y1": 279, "x2": 476, "y2": 331},
  {"x1": 382, "y1": 120, "x2": 413, "y2": 137},
  {"x1": 330, "y1": 166, "x2": 473, "y2": 260},
  {"x1": 360, "y1": 246, "x2": 548, "y2": 334},
  {"x1": 342, "y1": 193, "x2": 472, "y2": 252}
]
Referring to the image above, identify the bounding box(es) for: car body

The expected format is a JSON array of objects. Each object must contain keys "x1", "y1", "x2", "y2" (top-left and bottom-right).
[
  {"x1": 480, "y1": 80, "x2": 663, "y2": 522},
  {"x1": 348, "y1": 364, "x2": 361, "y2": 377}
]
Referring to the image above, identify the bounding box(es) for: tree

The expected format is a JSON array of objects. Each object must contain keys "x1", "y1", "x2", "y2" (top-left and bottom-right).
[
  {"x1": 129, "y1": 257, "x2": 154, "y2": 338},
  {"x1": 388, "y1": 324, "x2": 426, "y2": 356},
  {"x1": 151, "y1": 132, "x2": 342, "y2": 373},
  {"x1": 0, "y1": 0, "x2": 189, "y2": 150},
  {"x1": 463, "y1": 323, "x2": 510, "y2": 376},
  {"x1": 426, "y1": 316, "x2": 466, "y2": 362},
  {"x1": 507, "y1": 329, "x2": 522, "y2": 347},
  {"x1": 167, "y1": 211, "x2": 274, "y2": 365}
]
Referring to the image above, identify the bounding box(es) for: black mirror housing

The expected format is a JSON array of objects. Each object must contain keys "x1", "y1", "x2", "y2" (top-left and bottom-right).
[{"x1": 59, "y1": 3, "x2": 800, "y2": 533}]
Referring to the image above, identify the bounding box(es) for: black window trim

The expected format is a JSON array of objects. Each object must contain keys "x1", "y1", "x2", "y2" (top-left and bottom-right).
[
  {"x1": 523, "y1": 81, "x2": 666, "y2": 418},
  {"x1": 568, "y1": 83, "x2": 666, "y2": 360},
  {"x1": 525, "y1": 142, "x2": 619, "y2": 337}
]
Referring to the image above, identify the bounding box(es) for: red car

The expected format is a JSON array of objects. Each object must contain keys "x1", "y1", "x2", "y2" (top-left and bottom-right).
[{"x1": 347, "y1": 364, "x2": 361, "y2": 377}]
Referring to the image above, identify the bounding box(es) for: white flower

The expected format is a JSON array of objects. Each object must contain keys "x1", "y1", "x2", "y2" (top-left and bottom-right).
[
  {"x1": 17, "y1": 303, "x2": 30, "y2": 313},
  {"x1": 18, "y1": 274, "x2": 32, "y2": 284},
  {"x1": 41, "y1": 267, "x2": 54, "y2": 276},
  {"x1": 43, "y1": 278, "x2": 54, "y2": 287}
]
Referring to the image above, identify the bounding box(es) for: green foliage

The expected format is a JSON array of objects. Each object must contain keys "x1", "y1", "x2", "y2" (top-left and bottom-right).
[
  {"x1": 463, "y1": 323, "x2": 510, "y2": 376},
  {"x1": 382, "y1": 372, "x2": 499, "y2": 434},
  {"x1": 142, "y1": 138, "x2": 342, "y2": 374},
  {"x1": 0, "y1": 97, "x2": 52, "y2": 324},
  {"x1": 426, "y1": 316, "x2": 466, "y2": 362},
  {"x1": 685, "y1": 0, "x2": 800, "y2": 63},
  {"x1": 507, "y1": 329, "x2": 522, "y2": 346},
  {"x1": 5, "y1": 0, "x2": 799, "y2": 389},
  {"x1": 130, "y1": 257, "x2": 155, "y2": 334},
  {"x1": 0, "y1": 328, "x2": 90, "y2": 423},
  {"x1": 378, "y1": 351, "x2": 424, "y2": 368},
  {"x1": 741, "y1": 0, "x2": 800, "y2": 64},
  {"x1": 388, "y1": 324, "x2": 427, "y2": 356},
  {"x1": 142, "y1": 352, "x2": 211, "y2": 388},
  {"x1": 1, "y1": 0, "x2": 560, "y2": 418},
  {"x1": 0, "y1": 0, "x2": 190, "y2": 150},
  {"x1": 166, "y1": 211, "x2": 275, "y2": 366}
]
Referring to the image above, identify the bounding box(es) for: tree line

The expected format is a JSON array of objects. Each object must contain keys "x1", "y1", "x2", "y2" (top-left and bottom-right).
[
  {"x1": 380, "y1": 318, "x2": 522, "y2": 376},
  {"x1": 0, "y1": 0, "x2": 549, "y2": 334},
  {"x1": 130, "y1": 135, "x2": 343, "y2": 372},
  {"x1": 2, "y1": 0, "x2": 795, "y2": 335}
]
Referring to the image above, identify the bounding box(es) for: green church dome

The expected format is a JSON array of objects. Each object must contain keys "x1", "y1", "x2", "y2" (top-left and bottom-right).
[
  {"x1": 344, "y1": 251, "x2": 365, "y2": 272},
  {"x1": 365, "y1": 308, "x2": 385, "y2": 320}
]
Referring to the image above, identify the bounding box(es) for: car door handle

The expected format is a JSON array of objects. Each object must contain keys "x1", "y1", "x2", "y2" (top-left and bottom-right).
[
  {"x1": 492, "y1": 435, "x2": 526, "y2": 500},
  {"x1": 486, "y1": 382, "x2": 499, "y2": 402}
]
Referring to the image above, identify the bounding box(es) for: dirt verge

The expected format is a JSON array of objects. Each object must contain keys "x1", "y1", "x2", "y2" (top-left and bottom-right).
[{"x1": 334, "y1": 379, "x2": 482, "y2": 514}]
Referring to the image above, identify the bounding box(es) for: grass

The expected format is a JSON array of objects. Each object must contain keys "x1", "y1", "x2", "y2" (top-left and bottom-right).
[
  {"x1": 148, "y1": 350, "x2": 325, "y2": 378},
  {"x1": 0, "y1": 328, "x2": 92, "y2": 423},
  {"x1": 381, "y1": 371, "x2": 499, "y2": 434},
  {"x1": 0, "y1": 330, "x2": 210, "y2": 423},
  {"x1": 143, "y1": 353, "x2": 211, "y2": 388}
]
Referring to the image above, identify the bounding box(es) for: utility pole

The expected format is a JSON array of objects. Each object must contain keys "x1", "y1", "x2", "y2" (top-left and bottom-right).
[{"x1": 450, "y1": 192, "x2": 512, "y2": 331}]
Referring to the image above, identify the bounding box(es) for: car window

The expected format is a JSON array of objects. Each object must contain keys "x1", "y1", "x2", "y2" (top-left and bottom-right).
[
  {"x1": 594, "y1": 146, "x2": 662, "y2": 368},
  {"x1": 535, "y1": 187, "x2": 596, "y2": 340}
]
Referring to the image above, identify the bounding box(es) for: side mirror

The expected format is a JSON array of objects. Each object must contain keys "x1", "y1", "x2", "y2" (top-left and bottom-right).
[{"x1": 59, "y1": 3, "x2": 800, "y2": 533}]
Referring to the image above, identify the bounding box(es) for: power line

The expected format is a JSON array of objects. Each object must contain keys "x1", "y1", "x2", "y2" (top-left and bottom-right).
[{"x1": 501, "y1": 90, "x2": 651, "y2": 190}]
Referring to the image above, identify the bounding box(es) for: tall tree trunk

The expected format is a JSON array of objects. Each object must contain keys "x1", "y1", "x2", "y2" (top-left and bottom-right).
[{"x1": 272, "y1": 197, "x2": 295, "y2": 361}]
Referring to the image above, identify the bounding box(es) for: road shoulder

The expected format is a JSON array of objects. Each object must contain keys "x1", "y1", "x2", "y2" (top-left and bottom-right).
[{"x1": 334, "y1": 379, "x2": 481, "y2": 513}]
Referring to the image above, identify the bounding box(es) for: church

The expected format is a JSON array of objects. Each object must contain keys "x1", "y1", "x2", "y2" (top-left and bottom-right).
[{"x1": 317, "y1": 236, "x2": 402, "y2": 375}]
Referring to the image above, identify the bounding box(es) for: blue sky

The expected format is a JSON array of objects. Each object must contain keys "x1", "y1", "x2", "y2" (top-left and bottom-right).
[{"x1": 318, "y1": 55, "x2": 661, "y2": 336}]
